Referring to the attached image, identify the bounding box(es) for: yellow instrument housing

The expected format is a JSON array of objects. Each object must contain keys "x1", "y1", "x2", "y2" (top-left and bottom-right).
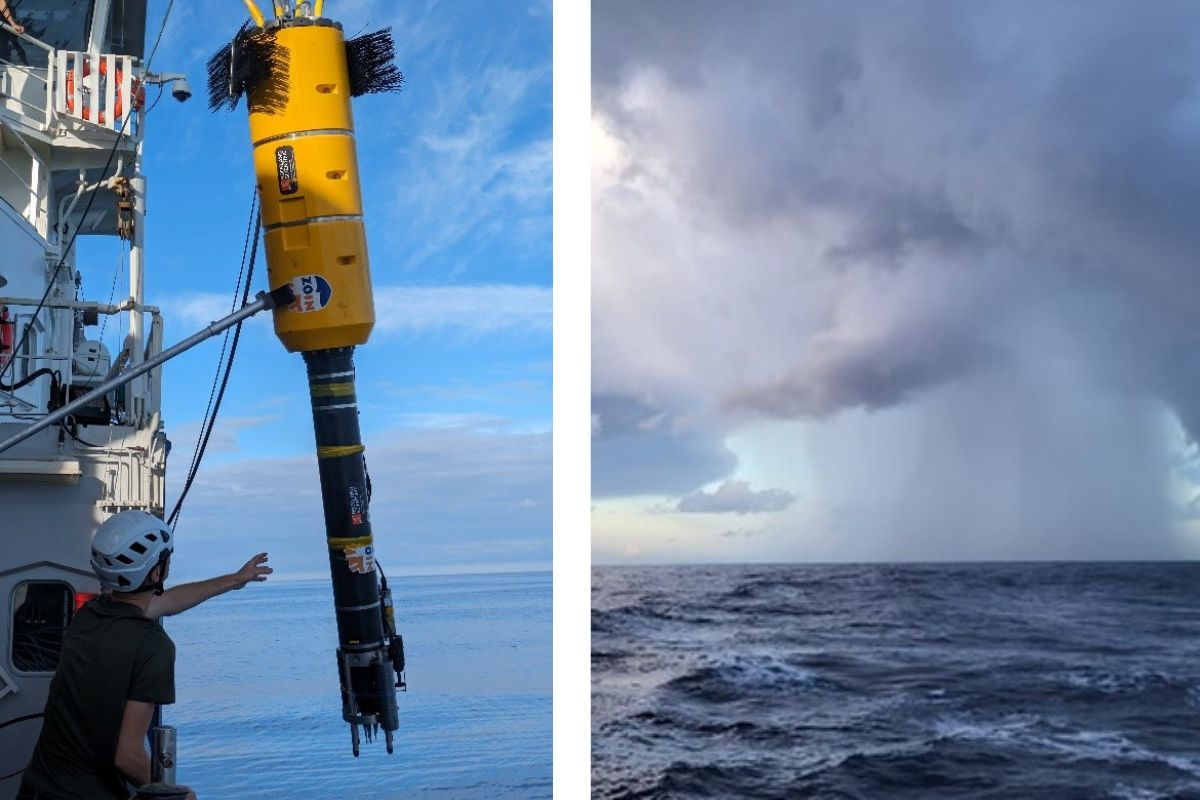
[{"x1": 248, "y1": 21, "x2": 375, "y2": 353}]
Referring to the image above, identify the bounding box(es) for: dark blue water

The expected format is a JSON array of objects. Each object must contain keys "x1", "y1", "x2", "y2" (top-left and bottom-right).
[
  {"x1": 164, "y1": 572, "x2": 551, "y2": 798},
  {"x1": 592, "y1": 563, "x2": 1200, "y2": 799}
]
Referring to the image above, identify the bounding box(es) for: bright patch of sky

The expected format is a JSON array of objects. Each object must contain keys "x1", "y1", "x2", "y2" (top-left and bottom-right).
[{"x1": 75, "y1": 0, "x2": 551, "y2": 580}]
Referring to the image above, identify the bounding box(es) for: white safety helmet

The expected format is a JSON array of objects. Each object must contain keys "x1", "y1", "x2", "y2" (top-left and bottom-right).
[{"x1": 90, "y1": 510, "x2": 173, "y2": 592}]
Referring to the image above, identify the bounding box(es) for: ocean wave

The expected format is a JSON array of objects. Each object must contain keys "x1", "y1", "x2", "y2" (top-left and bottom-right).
[
  {"x1": 658, "y1": 652, "x2": 831, "y2": 705},
  {"x1": 594, "y1": 563, "x2": 1200, "y2": 797},
  {"x1": 592, "y1": 603, "x2": 720, "y2": 633},
  {"x1": 1060, "y1": 668, "x2": 1187, "y2": 696},
  {"x1": 934, "y1": 715, "x2": 1200, "y2": 780}
]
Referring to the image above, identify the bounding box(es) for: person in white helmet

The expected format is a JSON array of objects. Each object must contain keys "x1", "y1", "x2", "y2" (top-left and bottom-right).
[{"x1": 18, "y1": 510, "x2": 272, "y2": 800}]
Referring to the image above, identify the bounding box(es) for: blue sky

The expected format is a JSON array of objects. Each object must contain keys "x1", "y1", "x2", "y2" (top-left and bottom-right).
[{"x1": 75, "y1": 0, "x2": 551, "y2": 581}]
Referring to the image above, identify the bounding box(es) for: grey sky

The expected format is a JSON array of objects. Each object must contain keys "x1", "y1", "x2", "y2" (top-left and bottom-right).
[{"x1": 592, "y1": 0, "x2": 1200, "y2": 562}]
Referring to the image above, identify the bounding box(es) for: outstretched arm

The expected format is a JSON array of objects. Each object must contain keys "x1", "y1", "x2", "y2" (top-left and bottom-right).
[{"x1": 147, "y1": 553, "x2": 272, "y2": 618}]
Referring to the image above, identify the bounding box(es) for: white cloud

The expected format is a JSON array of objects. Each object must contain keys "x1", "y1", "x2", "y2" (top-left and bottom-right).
[
  {"x1": 164, "y1": 422, "x2": 551, "y2": 581},
  {"x1": 159, "y1": 291, "x2": 238, "y2": 328},
  {"x1": 374, "y1": 284, "x2": 551, "y2": 337},
  {"x1": 159, "y1": 283, "x2": 551, "y2": 341},
  {"x1": 169, "y1": 415, "x2": 278, "y2": 458}
]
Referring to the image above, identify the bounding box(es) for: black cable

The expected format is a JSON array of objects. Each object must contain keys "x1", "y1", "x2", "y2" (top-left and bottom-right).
[
  {"x1": 167, "y1": 212, "x2": 260, "y2": 530},
  {"x1": 0, "y1": 367, "x2": 54, "y2": 393},
  {"x1": 143, "y1": 84, "x2": 167, "y2": 117},
  {"x1": 0, "y1": 0, "x2": 178, "y2": 389},
  {"x1": 143, "y1": 0, "x2": 175, "y2": 71},
  {"x1": 60, "y1": 419, "x2": 102, "y2": 448},
  {"x1": 0, "y1": 711, "x2": 44, "y2": 779},
  {"x1": 0, "y1": 712, "x2": 42, "y2": 732},
  {"x1": 364, "y1": 452, "x2": 372, "y2": 503},
  {"x1": 180, "y1": 192, "x2": 257, "y2": 497}
]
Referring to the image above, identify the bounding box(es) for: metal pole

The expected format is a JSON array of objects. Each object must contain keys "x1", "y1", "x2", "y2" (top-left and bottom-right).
[
  {"x1": 127, "y1": 174, "x2": 146, "y2": 421},
  {"x1": 150, "y1": 726, "x2": 176, "y2": 785},
  {"x1": 0, "y1": 286, "x2": 292, "y2": 455}
]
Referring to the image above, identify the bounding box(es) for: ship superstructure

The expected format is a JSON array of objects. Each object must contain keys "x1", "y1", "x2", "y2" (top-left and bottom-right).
[{"x1": 0, "y1": 2, "x2": 184, "y2": 793}]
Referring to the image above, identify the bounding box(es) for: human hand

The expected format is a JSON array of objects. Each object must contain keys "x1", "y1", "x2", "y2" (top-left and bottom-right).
[
  {"x1": 185, "y1": 791, "x2": 197, "y2": 800},
  {"x1": 11, "y1": 23, "x2": 23, "y2": 34},
  {"x1": 231, "y1": 552, "x2": 271, "y2": 589}
]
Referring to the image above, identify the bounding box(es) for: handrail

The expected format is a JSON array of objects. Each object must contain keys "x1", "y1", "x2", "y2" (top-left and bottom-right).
[
  {"x1": 0, "y1": 151, "x2": 33, "y2": 194},
  {"x1": 1, "y1": 93, "x2": 45, "y2": 115},
  {"x1": 0, "y1": 184, "x2": 43, "y2": 244},
  {"x1": 0, "y1": 56, "x2": 49, "y2": 85},
  {"x1": 0, "y1": 22, "x2": 53, "y2": 53},
  {"x1": 0, "y1": 297, "x2": 155, "y2": 316},
  {"x1": 0, "y1": 24, "x2": 55, "y2": 129},
  {"x1": 0, "y1": 287, "x2": 294, "y2": 454},
  {"x1": 0, "y1": 117, "x2": 47, "y2": 224}
]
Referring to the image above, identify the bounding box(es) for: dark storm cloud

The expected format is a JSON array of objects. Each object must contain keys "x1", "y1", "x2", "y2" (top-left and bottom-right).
[
  {"x1": 592, "y1": 0, "x2": 1200, "y2": 557},
  {"x1": 592, "y1": 393, "x2": 737, "y2": 498},
  {"x1": 594, "y1": 0, "x2": 1200, "y2": 432}
]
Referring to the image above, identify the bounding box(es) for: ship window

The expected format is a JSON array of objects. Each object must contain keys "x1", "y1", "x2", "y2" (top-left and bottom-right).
[
  {"x1": 11, "y1": 581, "x2": 74, "y2": 673},
  {"x1": 105, "y1": 0, "x2": 145, "y2": 59},
  {"x1": 0, "y1": 0, "x2": 93, "y2": 68},
  {"x1": 14, "y1": 315, "x2": 34, "y2": 382}
]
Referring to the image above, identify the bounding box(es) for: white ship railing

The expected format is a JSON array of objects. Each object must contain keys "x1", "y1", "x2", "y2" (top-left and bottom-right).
[
  {"x1": 0, "y1": 23, "x2": 142, "y2": 137},
  {"x1": 0, "y1": 116, "x2": 48, "y2": 225},
  {"x1": 54, "y1": 50, "x2": 140, "y2": 135},
  {"x1": 0, "y1": 22, "x2": 54, "y2": 130}
]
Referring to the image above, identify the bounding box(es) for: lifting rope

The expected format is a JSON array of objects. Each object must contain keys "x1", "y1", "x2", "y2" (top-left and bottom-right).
[{"x1": 167, "y1": 195, "x2": 260, "y2": 531}]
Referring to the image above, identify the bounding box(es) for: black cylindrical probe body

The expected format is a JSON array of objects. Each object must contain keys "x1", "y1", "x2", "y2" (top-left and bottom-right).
[{"x1": 304, "y1": 347, "x2": 399, "y2": 746}]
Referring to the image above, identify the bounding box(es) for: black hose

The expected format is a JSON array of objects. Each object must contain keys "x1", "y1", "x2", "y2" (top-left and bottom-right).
[
  {"x1": 0, "y1": 712, "x2": 42, "y2": 732},
  {"x1": 0, "y1": 367, "x2": 54, "y2": 393}
]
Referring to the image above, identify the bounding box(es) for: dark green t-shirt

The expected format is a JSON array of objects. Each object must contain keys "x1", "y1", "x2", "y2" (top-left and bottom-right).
[{"x1": 23, "y1": 594, "x2": 175, "y2": 800}]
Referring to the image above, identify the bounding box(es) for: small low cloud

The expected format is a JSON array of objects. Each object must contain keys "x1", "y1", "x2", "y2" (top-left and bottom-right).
[
  {"x1": 160, "y1": 291, "x2": 238, "y2": 328},
  {"x1": 169, "y1": 415, "x2": 277, "y2": 457},
  {"x1": 677, "y1": 479, "x2": 796, "y2": 515},
  {"x1": 720, "y1": 527, "x2": 764, "y2": 539}
]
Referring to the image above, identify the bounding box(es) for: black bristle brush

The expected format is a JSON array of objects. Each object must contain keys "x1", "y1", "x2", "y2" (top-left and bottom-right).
[
  {"x1": 345, "y1": 28, "x2": 405, "y2": 98},
  {"x1": 206, "y1": 22, "x2": 290, "y2": 114}
]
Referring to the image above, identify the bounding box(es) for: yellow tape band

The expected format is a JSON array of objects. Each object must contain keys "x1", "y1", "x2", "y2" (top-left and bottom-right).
[
  {"x1": 317, "y1": 444, "x2": 365, "y2": 459},
  {"x1": 309, "y1": 382, "x2": 355, "y2": 397},
  {"x1": 327, "y1": 536, "x2": 373, "y2": 549}
]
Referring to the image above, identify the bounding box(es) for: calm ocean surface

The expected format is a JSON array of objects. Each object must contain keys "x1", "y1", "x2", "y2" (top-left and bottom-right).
[
  {"x1": 593, "y1": 563, "x2": 1200, "y2": 800},
  {"x1": 164, "y1": 571, "x2": 551, "y2": 799}
]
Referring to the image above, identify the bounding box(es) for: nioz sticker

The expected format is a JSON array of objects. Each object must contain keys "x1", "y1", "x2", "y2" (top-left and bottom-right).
[{"x1": 289, "y1": 274, "x2": 333, "y2": 313}]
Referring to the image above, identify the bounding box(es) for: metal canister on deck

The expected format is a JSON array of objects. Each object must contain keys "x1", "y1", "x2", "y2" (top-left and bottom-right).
[
  {"x1": 151, "y1": 726, "x2": 177, "y2": 785},
  {"x1": 133, "y1": 726, "x2": 190, "y2": 800}
]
